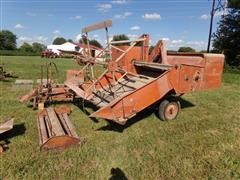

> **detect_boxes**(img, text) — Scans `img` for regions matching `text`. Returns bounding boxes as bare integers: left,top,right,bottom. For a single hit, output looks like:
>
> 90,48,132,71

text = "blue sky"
1,0,226,50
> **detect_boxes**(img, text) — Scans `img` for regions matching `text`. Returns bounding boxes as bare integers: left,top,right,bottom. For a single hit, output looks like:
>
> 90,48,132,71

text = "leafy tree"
79,36,88,44
178,47,196,53
167,50,178,53
112,34,130,46
32,42,46,52
52,37,66,45
149,45,154,54
79,37,102,48
89,39,102,48
228,0,240,8
19,42,33,52
0,30,17,50
67,39,73,43
212,9,240,67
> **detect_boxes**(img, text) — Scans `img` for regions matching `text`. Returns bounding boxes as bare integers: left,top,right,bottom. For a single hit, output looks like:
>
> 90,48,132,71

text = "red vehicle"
41,49,58,58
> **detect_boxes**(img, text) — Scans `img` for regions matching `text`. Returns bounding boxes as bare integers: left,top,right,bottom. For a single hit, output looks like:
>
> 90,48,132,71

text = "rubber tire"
158,98,180,121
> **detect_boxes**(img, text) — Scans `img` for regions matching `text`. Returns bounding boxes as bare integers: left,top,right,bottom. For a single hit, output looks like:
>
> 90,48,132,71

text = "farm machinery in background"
20,20,224,150
0,64,18,80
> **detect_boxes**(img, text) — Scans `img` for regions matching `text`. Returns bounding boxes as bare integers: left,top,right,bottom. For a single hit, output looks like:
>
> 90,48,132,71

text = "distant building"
47,42,104,58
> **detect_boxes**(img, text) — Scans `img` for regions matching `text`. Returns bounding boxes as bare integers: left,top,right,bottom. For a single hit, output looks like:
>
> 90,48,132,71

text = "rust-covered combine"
20,20,224,149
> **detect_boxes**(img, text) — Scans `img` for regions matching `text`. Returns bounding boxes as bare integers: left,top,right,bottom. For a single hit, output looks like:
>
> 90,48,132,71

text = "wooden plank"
58,114,72,136
82,19,112,33
62,113,79,139
44,116,53,138
37,116,48,145
65,82,85,97
46,107,65,136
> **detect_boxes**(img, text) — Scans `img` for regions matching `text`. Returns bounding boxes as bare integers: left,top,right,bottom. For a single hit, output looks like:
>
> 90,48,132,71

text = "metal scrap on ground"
0,118,14,154
37,106,80,150
0,65,18,80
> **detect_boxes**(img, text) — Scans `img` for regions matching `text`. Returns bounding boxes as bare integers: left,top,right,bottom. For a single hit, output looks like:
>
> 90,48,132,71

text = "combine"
20,20,224,149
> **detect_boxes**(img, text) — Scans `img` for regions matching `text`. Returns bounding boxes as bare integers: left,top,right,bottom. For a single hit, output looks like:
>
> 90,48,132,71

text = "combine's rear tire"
158,98,180,121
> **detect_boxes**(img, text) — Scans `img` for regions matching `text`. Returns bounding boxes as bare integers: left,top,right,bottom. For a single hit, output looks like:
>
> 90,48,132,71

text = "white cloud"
36,36,48,42
19,37,32,42
142,13,161,20
76,34,82,41
114,12,132,19
200,14,209,20
18,36,48,45
70,15,82,20
124,12,132,17
171,39,184,44
53,30,60,34
130,26,140,31
97,4,112,12
26,12,36,17
93,34,99,38
200,11,225,20
53,30,60,39
111,0,127,4
127,34,138,39
14,24,24,29
166,39,207,51
162,37,170,41
215,10,224,17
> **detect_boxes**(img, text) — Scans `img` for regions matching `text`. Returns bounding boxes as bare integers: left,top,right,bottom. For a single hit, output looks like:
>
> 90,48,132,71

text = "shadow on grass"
71,96,195,132
0,123,26,151
73,99,99,123
96,98,195,132
109,167,128,180
179,97,195,109
96,107,154,133
0,78,12,82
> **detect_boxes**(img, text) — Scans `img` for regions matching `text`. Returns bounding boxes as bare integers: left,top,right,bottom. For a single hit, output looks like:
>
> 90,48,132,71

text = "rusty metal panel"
90,71,173,124
37,106,80,151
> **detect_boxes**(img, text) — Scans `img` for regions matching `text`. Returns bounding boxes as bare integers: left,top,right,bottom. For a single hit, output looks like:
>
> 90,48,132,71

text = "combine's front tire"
158,98,180,121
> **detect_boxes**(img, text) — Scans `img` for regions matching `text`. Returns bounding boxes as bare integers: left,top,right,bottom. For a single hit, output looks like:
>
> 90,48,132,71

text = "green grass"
1,56,240,179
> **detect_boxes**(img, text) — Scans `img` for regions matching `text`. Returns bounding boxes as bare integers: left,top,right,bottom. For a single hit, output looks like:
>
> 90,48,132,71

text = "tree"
112,34,130,46
19,42,33,52
178,47,196,53
79,36,88,44
32,42,46,53
149,45,154,54
228,0,240,9
212,9,240,67
0,30,17,50
52,37,66,45
89,39,102,48
67,39,73,43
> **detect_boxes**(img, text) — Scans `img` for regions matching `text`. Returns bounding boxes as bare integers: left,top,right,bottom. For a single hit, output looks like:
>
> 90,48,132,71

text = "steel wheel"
158,98,180,121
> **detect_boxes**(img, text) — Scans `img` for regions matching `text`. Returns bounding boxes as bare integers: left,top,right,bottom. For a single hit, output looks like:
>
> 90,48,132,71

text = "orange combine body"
20,20,224,125
65,35,224,124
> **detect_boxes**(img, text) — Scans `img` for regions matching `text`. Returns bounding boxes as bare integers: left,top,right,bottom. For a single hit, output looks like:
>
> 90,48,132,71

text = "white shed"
47,42,78,55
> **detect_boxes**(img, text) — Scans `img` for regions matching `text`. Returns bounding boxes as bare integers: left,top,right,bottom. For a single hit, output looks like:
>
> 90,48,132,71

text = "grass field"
0,56,240,179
